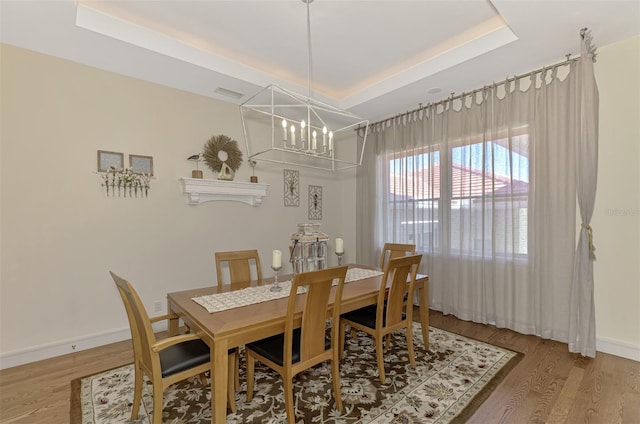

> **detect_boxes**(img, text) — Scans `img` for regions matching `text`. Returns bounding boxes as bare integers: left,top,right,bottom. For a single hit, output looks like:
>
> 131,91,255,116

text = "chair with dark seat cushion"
379,242,416,269
214,249,263,388
110,271,237,424
339,254,422,384
245,266,348,423
215,249,262,285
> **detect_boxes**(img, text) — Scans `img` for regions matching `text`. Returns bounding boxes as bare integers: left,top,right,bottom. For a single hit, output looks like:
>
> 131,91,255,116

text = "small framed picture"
130,154,154,175
308,185,322,220
97,150,124,172
284,169,300,207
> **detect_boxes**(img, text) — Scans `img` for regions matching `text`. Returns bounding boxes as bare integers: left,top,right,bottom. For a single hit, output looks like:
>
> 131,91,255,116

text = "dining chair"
379,242,416,269
344,242,417,342
339,254,423,384
215,249,262,285
245,265,349,423
110,271,237,423
214,249,263,388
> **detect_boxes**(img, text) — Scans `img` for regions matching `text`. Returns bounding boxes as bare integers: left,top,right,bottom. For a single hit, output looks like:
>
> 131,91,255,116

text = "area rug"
71,324,521,423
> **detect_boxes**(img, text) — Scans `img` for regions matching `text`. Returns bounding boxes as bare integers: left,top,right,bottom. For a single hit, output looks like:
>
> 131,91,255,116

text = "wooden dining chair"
245,265,348,423
379,242,416,269
110,271,237,423
215,249,262,285
214,249,263,388
339,254,423,384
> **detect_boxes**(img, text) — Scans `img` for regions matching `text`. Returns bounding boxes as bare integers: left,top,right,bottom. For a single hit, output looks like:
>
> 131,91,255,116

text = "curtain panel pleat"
357,58,598,354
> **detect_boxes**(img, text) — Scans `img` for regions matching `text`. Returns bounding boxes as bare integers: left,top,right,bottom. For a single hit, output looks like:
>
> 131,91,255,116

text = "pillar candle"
335,238,344,253
282,119,288,141
272,250,282,268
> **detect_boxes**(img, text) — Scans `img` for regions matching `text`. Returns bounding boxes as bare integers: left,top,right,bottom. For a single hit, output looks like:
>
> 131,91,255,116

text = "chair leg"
350,326,357,339
338,320,346,359
235,349,241,389
246,353,255,402
131,365,143,421
152,380,164,424
284,376,295,424
385,334,391,350
227,353,237,412
331,355,343,412
375,335,386,385
406,325,416,369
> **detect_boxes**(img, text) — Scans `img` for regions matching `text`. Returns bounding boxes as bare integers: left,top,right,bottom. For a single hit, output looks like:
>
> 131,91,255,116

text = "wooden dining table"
166,264,429,424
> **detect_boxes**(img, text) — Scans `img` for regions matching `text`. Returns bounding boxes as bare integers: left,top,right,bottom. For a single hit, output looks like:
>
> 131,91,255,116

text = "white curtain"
357,55,598,349
569,32,599,357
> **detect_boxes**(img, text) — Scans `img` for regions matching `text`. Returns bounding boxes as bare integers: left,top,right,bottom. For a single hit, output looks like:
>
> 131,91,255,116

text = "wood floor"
1,310,638,423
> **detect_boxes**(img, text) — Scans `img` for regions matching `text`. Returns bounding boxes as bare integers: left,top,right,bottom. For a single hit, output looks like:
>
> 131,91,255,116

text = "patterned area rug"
71,324,521,423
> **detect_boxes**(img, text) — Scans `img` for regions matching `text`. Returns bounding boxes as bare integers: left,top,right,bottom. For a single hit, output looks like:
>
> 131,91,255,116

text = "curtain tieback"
581,223,597,260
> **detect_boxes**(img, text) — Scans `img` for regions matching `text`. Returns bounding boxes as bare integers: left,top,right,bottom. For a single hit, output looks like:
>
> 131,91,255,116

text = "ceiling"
1,0,639,123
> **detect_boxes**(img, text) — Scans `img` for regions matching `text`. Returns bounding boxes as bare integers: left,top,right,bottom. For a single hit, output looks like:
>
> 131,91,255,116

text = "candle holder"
335,251,344,266
270,265,283,292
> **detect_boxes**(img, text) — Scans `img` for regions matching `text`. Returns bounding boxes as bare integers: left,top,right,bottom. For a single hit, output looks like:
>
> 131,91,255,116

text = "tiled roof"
390,163,528,200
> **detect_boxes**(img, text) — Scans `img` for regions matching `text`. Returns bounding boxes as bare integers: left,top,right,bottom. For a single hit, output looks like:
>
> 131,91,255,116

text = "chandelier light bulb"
282,119,288,141
300,120,306,141
322,126,327,146
291,124,296,146
312,130,317,150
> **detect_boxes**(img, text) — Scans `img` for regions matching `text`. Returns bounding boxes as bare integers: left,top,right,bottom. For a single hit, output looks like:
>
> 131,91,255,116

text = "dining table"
166,263,429,424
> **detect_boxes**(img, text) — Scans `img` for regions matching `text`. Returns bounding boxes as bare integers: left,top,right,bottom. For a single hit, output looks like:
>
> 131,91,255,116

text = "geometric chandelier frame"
240,0,369,172
240,84,369,172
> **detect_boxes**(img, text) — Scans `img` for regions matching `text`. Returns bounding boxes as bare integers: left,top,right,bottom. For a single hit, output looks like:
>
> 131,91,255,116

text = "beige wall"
0,44,356,366
1,34,638,366
592,35,640,358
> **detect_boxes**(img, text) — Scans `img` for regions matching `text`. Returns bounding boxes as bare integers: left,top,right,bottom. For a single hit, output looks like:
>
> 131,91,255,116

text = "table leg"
212,339,229,424
418,277,430,350
167,303,179,336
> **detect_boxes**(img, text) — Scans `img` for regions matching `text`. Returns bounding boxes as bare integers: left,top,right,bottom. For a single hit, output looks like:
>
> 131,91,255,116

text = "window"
388,135,529,257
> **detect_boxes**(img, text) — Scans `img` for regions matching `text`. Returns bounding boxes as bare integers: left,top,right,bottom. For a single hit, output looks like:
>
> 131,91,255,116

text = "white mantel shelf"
179,178,269,206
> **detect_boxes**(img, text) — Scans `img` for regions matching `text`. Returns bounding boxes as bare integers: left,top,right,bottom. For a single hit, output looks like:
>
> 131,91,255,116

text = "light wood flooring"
1,310,638,423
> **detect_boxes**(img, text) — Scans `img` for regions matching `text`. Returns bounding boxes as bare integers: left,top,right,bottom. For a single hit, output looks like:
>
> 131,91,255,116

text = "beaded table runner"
192,268,383,313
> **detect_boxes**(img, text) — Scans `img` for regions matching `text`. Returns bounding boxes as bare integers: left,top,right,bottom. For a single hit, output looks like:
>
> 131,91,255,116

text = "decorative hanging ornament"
203,134,243,181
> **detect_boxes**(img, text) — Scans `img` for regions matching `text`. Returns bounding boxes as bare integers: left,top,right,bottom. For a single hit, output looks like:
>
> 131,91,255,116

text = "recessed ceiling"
1,0,639,123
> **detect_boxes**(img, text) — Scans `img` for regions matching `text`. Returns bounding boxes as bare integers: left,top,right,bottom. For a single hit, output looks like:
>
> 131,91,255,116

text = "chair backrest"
379,243,416,269
285,266,348,364
110,271,158,374
215,250,262,285
377,254,422,329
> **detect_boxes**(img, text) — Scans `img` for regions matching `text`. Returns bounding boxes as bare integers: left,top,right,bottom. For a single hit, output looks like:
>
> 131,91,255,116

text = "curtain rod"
367,54,579,128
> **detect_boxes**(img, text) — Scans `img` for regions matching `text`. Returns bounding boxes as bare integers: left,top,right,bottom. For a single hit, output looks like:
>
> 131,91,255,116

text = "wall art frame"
130,154,154,175
284,169,300,207
308,185,322,220
97,150,124,172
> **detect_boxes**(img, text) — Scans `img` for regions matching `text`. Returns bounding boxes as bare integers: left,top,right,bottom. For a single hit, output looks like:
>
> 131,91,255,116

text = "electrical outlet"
154,300,162,313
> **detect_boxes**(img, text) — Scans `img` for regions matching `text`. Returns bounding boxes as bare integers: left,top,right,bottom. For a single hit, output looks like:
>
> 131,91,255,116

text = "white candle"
312,130,317,150
335,238,344,253
282,119,288,142
329,131,334,151
322,126,327,147
300,120,306,141
272,250,282,268
290,125,296,146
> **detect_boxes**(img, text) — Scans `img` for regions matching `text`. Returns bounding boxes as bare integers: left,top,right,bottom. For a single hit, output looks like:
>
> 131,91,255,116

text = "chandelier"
241,0,369,172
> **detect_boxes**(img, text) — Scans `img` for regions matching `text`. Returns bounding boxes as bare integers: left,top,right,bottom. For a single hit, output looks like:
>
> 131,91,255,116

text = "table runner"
192,268,383,313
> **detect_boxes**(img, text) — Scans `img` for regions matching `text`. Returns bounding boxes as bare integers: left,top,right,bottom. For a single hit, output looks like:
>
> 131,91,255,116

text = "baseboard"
2,320,637,370
0,321,168,370
596,336,640,361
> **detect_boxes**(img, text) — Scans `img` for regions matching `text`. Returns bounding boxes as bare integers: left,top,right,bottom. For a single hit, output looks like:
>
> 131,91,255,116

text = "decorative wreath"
202,134,243,173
